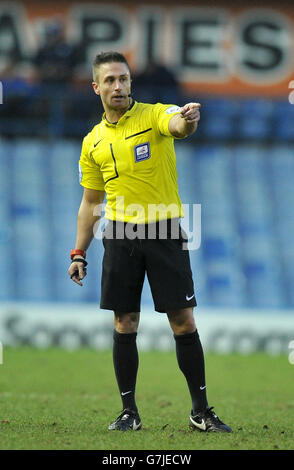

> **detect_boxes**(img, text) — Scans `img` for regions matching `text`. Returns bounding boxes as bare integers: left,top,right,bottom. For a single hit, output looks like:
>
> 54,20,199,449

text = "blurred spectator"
133,59,181,104
0,56,34,138
33,19,79,85
33,19,80,136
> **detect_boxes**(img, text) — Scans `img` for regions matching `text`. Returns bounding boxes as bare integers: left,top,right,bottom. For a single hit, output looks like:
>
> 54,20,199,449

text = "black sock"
113,330,139,412
174,330,208,413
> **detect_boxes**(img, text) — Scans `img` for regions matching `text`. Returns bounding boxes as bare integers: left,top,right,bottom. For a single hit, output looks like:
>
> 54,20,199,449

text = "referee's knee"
167,308,196,335
114,311,140,333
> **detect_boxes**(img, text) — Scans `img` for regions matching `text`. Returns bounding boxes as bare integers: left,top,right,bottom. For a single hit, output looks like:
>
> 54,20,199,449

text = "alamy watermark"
92,198,201,250
0,81,3,104
0,341,3,364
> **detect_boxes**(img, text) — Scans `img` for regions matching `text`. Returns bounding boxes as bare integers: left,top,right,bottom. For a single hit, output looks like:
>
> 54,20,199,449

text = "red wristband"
70,249,86,260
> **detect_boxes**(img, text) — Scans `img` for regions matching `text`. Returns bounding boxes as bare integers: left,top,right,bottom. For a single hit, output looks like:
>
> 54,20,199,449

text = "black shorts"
100,219,197,313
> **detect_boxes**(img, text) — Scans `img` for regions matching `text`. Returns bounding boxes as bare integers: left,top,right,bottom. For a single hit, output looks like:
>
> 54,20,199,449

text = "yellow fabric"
79,101,184,223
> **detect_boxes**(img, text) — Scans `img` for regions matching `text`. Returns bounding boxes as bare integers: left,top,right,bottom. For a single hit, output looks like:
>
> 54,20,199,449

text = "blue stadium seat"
244,261,285,308
272,101,294,140
10,140,52,300
201,98,238,139
176,143,201,201
205,262,247,307
237,99,273,139
202,237,232,260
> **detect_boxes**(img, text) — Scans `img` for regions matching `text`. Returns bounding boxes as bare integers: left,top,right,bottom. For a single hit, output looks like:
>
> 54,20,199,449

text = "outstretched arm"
168,102,201,138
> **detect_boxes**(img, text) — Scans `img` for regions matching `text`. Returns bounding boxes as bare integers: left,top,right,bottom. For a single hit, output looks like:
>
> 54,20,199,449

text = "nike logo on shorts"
186,294,195,301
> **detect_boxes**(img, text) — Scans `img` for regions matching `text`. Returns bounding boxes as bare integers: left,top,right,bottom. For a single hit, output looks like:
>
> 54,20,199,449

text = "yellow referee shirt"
79,101,184,224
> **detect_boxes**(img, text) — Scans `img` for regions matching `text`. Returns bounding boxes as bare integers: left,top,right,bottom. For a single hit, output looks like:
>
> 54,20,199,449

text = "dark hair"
92,51,131,81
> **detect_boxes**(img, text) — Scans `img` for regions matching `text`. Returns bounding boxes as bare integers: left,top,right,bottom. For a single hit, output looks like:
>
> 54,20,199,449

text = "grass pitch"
0,347,293,450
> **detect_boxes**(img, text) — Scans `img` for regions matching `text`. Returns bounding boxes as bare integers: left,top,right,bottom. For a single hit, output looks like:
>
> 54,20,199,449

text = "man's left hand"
180,103,201,123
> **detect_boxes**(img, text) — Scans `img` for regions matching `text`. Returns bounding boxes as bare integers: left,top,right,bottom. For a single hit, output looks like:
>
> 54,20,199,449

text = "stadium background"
0,0,294,356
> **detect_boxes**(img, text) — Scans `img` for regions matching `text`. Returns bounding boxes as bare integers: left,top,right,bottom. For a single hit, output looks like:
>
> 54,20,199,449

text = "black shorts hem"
100,303,141,313
154,300,197,313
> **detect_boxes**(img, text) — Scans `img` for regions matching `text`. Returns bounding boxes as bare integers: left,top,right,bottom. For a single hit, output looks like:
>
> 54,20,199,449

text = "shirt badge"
134,142,151,162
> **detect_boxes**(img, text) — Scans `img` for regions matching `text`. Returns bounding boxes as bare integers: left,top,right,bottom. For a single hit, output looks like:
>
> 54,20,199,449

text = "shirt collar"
102,100,137,127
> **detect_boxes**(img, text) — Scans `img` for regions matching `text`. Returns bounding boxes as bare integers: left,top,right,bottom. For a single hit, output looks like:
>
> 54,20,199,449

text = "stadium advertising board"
0,1,293,96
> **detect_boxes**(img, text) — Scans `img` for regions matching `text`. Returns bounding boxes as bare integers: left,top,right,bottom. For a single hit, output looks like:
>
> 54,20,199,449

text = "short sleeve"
152,103,181,137
79,135,105,191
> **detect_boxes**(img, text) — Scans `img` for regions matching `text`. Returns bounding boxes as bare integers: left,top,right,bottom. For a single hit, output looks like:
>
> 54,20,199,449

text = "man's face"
92,62,131,111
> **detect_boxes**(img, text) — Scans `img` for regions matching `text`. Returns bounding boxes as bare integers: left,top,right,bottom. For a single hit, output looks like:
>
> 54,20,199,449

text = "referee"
68,51,232,433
